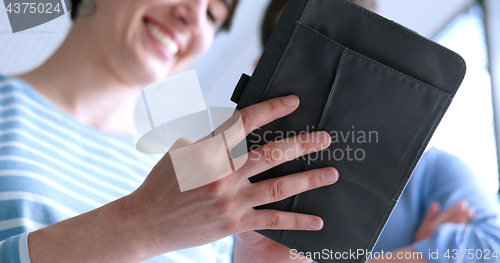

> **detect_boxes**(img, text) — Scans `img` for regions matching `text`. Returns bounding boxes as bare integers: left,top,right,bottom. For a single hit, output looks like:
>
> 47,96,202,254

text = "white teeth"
146,22,179,55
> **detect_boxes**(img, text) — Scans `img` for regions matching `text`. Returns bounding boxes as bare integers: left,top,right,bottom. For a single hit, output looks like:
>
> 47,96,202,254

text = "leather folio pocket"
245,23,452,257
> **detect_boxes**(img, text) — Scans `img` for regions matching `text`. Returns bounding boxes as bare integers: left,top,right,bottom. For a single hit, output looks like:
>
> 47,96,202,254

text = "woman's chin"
143,70,170,85
131,62,172,86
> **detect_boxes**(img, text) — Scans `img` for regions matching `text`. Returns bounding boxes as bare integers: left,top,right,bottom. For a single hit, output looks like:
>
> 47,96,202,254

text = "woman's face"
75,0,232,86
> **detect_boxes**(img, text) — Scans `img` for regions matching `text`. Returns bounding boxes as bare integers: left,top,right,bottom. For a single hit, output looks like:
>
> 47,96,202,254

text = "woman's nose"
171,0,208,33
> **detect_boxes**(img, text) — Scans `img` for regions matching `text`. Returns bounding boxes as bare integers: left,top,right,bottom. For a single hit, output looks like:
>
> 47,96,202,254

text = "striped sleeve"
0,75,232,262
0,232,31,263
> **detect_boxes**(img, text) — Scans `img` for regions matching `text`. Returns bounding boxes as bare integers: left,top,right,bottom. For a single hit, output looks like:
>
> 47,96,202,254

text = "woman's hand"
413,200,475,242
29,95,338,263
126,95,338,259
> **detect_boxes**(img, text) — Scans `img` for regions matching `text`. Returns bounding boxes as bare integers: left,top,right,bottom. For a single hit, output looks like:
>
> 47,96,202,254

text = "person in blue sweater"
0,0,343,262
250,0,500,262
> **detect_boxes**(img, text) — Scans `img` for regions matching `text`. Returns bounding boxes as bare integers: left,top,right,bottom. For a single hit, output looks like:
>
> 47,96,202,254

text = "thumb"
170,137,195,151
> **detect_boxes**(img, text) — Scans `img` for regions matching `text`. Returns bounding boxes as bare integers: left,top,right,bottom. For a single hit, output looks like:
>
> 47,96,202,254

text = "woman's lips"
144,18,180,58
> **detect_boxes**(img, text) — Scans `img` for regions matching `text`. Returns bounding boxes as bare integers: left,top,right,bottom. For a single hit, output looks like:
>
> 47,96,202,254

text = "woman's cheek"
192,27,215,55
185,34,212,64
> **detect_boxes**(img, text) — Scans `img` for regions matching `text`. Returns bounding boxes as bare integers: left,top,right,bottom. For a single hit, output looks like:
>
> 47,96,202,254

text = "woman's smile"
143,17,181,60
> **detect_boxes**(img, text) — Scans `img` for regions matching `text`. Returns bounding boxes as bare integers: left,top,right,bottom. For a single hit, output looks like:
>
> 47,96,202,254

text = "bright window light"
429,5,499,194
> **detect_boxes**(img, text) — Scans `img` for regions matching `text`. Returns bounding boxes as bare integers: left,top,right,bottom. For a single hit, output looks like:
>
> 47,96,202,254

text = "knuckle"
261,146,281,166
294,216,304,229
177,137,193,145
266,213,282,229
206,179,227,196
300,140,311,153
308,173,318,188
269,179,287,201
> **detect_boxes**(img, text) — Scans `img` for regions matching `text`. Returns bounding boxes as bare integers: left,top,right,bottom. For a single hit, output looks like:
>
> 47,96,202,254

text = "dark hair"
221,0,240,31
70,0,80,21
261,0,378,47
261,0,287,49
70,0,240,31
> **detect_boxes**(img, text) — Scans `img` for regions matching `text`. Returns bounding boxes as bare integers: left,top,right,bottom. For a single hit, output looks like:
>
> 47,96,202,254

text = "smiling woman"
0,0,344,263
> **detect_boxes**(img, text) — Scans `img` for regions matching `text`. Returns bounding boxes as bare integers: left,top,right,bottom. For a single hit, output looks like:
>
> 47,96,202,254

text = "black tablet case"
230,0,466,262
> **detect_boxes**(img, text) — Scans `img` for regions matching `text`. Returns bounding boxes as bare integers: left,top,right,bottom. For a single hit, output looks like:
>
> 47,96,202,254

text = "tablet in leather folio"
230,0,466,262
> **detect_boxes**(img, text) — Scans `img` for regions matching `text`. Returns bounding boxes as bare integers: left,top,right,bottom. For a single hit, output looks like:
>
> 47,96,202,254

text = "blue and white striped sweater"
0,75,233,263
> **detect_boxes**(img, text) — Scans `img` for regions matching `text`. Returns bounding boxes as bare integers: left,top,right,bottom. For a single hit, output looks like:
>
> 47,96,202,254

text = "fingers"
213,96,300,148
434,200,475,225
238,131,332,179
243,209,324,231
239,95,300,135
242,168,339,207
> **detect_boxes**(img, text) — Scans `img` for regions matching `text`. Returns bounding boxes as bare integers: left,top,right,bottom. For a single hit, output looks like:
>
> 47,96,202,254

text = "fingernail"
309,220,321,230
283,95,299,106
323,169,338,183
316,132,330,146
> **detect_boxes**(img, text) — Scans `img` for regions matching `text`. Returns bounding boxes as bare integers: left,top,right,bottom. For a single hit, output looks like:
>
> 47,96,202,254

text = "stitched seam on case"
317,48,348,130
298,0,313,24
309,159,397,202
334,0,466,93
345,49,452,98
279,193,300,243
360,100,452,261
277,164,398,262
299,24,452,98
395,97,451,203
266,0,459,248
299,23,346,50
341,176,397,202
